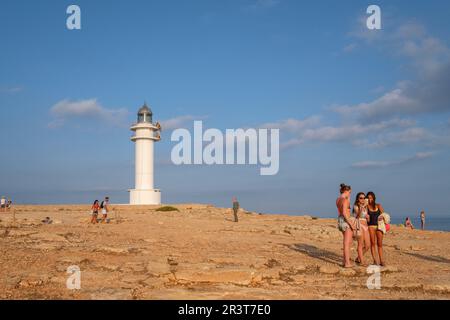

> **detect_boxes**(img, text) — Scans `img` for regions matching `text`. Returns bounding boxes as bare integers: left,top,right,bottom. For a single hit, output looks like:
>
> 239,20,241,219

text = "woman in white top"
353,192,370,265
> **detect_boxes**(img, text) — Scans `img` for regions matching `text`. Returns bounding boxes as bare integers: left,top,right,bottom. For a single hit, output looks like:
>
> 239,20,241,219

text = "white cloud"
360,127,433,148
334,61,450,120
351,151,434,169
370,86,385,94
261,116,320,133
160,115,206,131
250,19,450,166
351,160,391,169
253,0,280,8
49,98,129,128
245,0,281,11
342,43,358,53
333,86,420,119
0,86,23,94
339,21,450,121
394,22,426,39
348,15,385,44
394,23,450,76
278,118,416,149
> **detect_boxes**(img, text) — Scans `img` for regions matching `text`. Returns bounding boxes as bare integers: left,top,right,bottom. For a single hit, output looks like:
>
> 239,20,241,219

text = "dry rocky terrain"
0,204,449,299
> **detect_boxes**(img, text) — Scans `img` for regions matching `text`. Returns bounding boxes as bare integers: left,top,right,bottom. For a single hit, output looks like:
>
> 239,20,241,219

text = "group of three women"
336,183,387,268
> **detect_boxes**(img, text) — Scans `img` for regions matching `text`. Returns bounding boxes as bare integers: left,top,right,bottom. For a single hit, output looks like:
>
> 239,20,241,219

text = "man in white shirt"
101,197,110,223
0,196,6,212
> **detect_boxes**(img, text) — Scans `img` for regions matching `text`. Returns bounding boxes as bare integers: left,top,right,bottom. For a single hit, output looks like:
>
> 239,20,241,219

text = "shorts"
102,209,107,215
338,216,350,232
91,211,98,216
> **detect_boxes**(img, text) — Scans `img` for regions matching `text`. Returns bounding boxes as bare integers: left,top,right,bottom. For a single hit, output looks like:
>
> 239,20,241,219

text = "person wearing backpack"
101,197,110,223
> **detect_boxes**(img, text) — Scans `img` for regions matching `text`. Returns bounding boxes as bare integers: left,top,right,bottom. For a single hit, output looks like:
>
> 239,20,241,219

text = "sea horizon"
8,202,450,232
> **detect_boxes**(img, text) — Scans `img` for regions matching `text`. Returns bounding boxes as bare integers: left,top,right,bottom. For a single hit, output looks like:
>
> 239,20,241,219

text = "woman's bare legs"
363,229,371,254
369,227,379,265
376,231,385,266
343,228,354,267
356,235,365,265
360,221,371,254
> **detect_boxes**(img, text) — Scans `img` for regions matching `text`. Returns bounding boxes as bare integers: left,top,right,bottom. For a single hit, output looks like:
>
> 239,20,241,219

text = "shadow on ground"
404,252,450,264
286,243,342,265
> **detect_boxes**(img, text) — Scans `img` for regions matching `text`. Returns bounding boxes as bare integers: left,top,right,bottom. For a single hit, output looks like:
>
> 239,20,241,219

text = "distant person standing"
7,198,12,211
232,197,240,223
101,197,110,223
0,196,6,212
420,211,426,230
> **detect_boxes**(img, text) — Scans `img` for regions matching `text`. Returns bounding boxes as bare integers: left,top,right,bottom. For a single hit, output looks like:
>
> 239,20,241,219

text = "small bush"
155,206,179,212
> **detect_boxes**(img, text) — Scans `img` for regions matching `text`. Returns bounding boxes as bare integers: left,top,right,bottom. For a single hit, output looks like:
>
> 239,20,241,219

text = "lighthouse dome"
137,103,153,123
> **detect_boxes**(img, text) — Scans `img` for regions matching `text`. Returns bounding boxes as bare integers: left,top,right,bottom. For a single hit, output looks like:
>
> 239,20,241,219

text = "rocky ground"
0,204,449,300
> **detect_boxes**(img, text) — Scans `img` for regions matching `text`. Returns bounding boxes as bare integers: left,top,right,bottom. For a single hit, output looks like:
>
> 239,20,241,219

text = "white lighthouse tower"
129,103,162,205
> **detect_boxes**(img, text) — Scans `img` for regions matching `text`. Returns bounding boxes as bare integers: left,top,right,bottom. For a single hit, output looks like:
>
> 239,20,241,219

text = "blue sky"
1,0,450,218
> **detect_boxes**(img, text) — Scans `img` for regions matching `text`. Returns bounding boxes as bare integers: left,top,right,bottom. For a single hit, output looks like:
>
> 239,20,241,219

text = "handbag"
353,218,362,238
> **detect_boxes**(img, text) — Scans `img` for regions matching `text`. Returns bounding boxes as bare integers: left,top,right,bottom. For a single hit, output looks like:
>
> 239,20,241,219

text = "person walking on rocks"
100,197,110,223
7,198,12,211
0,196,6,212
232,197,240,223
91,200,100,224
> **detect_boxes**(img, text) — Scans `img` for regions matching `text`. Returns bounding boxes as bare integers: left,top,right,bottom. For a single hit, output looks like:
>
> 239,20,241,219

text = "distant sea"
319,215,450,232
389,216,450,232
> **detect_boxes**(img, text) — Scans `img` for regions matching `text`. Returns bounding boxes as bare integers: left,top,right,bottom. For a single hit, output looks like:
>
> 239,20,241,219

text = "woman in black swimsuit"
366,191,386,266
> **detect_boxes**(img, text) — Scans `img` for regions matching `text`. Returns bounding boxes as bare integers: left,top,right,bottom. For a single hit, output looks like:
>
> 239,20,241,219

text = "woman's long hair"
366,191,377,209
353,192,366,214
92,200,99,206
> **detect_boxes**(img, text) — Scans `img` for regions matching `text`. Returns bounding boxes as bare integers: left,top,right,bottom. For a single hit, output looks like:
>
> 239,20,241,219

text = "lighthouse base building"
129,103,162,205
129,189,161,205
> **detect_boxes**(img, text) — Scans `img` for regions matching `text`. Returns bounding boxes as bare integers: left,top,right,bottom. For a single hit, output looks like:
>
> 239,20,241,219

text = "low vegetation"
155,206,179,212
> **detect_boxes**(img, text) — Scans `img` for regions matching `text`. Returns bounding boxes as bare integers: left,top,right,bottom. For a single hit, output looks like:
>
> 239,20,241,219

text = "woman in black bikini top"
366,191,386,266
368,206,381,226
